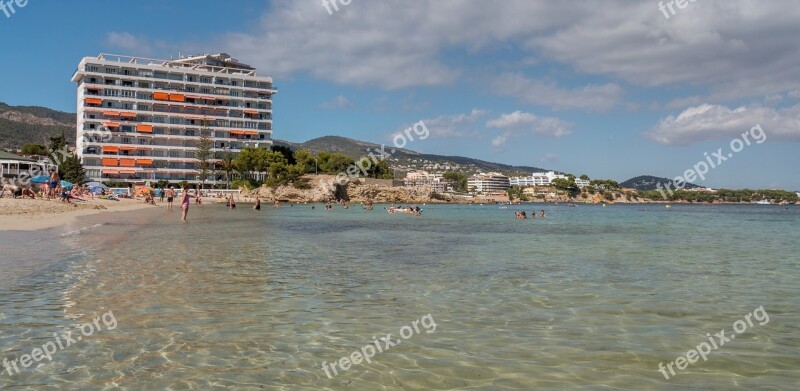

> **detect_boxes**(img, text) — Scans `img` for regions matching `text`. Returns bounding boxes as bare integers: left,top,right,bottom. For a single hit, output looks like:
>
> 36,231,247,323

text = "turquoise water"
0,203,798,390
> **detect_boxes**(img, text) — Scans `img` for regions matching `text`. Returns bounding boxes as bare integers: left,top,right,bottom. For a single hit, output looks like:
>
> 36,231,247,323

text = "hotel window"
187,75,196,82
86,65,99,72
201,88,212,94
185,86,195,93
199,76,212,84
138,70,153,78
104,68,118,74
170,117,183,125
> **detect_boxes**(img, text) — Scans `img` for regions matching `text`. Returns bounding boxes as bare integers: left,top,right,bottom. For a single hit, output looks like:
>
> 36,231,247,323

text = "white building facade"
468,172,510,194
72,53,276,185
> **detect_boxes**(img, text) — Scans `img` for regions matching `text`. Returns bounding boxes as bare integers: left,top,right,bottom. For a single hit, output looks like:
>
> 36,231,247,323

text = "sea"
0,203,798,390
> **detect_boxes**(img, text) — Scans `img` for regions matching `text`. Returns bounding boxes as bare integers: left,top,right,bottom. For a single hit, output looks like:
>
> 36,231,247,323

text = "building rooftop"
0,151,35,162
86,53,266,78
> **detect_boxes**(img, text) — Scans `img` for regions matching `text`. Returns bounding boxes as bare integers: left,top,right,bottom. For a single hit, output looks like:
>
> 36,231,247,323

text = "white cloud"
419,108,487,138
491,74,623,111
169,1,800,102
491,134,508,147
106,32,153,55
485,111,573,146
648,103,800,145
320,95,353,109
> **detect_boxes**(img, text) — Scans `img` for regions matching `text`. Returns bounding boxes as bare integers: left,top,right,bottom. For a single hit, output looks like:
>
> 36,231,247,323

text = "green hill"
620,175,702,190
275,135,551,175
0,102,75,150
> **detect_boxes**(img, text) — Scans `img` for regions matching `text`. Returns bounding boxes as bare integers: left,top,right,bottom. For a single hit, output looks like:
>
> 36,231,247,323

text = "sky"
1,0,799,189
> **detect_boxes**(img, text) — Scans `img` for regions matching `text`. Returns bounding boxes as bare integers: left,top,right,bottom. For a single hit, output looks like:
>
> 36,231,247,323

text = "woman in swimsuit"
181,184,191,222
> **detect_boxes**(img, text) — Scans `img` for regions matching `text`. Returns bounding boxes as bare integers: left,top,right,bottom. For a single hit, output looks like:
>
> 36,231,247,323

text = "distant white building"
575,179,591,188
509,171,567,187
404,170,446,192
468,172,510,194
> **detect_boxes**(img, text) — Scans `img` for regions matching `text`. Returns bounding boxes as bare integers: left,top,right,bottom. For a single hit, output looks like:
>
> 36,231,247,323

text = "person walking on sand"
166,186,175,210
181,185,191,222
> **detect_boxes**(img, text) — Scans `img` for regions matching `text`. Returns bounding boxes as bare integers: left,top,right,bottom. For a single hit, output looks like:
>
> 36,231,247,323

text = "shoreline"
0,198,160,232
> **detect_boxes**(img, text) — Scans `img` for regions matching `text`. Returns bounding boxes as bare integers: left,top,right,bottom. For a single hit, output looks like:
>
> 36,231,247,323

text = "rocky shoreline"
239,175,780,205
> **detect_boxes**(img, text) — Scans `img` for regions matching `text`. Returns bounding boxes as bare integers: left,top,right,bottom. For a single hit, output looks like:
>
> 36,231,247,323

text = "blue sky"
1,0,799,189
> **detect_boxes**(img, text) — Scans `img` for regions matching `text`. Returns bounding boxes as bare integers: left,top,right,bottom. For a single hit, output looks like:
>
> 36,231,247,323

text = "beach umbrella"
30,175,50,184
135,186,153,196
85,181,108,189
60,180,74,189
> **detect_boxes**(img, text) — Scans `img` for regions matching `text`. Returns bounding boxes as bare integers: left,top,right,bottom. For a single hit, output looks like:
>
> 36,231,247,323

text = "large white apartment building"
468,172,510,194
509,171,567,187
72,53,275,186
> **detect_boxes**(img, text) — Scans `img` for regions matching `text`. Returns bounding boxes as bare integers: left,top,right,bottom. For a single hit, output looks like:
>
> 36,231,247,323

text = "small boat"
756,200,770,205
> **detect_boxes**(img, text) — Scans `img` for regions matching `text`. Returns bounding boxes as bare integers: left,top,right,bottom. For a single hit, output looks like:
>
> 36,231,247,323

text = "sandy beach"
0,198,159,231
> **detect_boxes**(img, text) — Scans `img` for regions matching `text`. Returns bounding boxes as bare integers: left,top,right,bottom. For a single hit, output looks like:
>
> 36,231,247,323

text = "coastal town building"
72,53,275,185
575,178,591,188
509,171,567,187
403,170,447,193
468,172,510,194
0,151,58,184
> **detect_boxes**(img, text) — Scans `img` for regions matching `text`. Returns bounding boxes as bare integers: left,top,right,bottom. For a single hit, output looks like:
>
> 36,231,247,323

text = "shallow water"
0,203,798,390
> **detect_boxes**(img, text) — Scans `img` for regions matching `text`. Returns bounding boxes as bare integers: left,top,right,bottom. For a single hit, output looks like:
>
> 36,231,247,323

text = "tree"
195,121,213,189
272,145,296,165
443,171,468,192
293,149,317,174
319,152,354,174
552,178,580,197
218,150,237,189
48,131,68,155
59,153,86,184
21,143,48,156
579,174,590,180
361,157,393,179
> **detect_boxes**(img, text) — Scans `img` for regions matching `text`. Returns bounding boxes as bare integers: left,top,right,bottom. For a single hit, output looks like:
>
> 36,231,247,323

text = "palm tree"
219,150,237,189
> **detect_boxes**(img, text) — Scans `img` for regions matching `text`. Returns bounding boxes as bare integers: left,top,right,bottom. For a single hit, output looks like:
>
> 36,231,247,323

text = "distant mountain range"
0,101,707,187
620,175,702,190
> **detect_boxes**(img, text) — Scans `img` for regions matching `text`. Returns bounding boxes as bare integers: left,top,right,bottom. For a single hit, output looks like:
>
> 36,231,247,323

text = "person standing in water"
167,187,175,210
181,185,191,223
254,198,261,210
